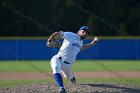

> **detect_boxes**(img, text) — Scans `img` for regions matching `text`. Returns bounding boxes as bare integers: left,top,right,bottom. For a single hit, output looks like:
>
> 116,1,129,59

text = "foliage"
0,0,140,36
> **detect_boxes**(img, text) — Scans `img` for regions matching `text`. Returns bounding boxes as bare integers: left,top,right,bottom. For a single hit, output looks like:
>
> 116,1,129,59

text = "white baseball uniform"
50,31,83,80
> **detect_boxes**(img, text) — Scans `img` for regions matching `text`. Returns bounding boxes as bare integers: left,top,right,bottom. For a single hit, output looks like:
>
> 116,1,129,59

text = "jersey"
56,32,83,63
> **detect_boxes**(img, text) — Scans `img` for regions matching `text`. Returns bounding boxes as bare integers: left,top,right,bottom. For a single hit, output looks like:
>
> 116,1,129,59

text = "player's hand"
91,37,99,45
94,37,99,42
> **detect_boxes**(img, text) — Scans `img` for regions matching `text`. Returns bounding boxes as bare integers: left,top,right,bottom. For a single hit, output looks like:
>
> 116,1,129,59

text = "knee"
63,74,72,80
50,58,61,74
52,66,61,74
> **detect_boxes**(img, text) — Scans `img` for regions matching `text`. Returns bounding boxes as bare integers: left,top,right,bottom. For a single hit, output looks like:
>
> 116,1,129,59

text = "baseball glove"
47,40,61,48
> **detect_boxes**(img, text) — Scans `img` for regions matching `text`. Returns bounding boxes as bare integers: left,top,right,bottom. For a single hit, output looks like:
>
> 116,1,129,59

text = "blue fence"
0,39,140,60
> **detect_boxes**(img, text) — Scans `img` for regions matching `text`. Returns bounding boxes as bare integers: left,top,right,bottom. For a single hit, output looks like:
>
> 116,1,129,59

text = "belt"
58,57,70,64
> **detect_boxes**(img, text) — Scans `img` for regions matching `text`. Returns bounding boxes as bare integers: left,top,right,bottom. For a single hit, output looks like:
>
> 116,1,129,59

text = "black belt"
58,57,70,64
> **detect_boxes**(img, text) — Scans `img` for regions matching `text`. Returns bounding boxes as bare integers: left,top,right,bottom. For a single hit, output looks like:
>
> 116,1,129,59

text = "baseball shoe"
58,88,67,93
70,77,76,84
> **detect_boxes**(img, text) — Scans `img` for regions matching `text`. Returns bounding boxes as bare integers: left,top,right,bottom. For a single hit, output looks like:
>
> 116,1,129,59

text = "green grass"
74,60,140,72
0,80,54,88
0,60,140,72
0,60,52,72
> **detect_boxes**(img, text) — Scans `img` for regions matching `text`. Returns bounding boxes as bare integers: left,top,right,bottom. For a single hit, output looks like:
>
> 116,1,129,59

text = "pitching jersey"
56,31,83,63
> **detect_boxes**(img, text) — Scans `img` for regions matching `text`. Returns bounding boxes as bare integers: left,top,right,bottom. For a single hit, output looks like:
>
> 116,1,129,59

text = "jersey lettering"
72,43,81,49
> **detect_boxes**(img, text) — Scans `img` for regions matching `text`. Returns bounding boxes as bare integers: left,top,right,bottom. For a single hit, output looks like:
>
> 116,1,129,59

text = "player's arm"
80,37,99,51
47,32,62,47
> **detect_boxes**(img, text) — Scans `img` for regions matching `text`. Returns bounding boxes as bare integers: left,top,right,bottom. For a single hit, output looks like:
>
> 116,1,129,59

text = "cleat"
70,77,76,84
58,88,67,93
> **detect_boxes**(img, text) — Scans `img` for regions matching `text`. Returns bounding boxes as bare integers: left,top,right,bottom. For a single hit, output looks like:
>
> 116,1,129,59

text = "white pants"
50,55,74,80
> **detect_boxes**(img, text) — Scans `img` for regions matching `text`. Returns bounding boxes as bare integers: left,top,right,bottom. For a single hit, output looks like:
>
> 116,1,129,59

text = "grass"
0,60,140,72
74,60,140,72
0,60,52,72
0,80,54,88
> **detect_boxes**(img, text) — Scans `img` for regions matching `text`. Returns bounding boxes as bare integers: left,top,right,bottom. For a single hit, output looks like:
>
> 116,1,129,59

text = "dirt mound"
0,83,139,93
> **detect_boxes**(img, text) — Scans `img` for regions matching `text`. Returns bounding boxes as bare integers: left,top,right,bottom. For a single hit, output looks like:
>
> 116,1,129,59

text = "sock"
53,73,64,89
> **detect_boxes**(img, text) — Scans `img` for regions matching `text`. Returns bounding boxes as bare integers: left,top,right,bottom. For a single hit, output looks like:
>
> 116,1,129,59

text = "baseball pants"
50,55,74,80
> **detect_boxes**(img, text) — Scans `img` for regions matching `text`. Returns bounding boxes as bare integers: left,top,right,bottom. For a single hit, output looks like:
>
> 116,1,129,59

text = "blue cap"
79,26,89,33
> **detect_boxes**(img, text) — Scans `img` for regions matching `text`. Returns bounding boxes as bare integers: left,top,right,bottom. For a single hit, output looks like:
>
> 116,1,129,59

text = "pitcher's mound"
0,82,140,93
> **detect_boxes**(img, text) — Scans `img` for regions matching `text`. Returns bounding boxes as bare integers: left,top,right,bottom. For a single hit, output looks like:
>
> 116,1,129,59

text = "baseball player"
47,26,99,93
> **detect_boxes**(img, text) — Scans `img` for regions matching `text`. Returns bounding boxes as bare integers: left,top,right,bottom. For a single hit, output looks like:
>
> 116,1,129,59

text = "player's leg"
61,64,76,84
70,74,76,84
50,56,66,91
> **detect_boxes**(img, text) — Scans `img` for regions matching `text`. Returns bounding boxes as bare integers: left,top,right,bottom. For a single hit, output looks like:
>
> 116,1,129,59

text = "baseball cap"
79,26,89,33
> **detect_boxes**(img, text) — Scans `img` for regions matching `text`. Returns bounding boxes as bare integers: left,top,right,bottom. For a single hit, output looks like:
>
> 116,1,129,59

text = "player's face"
78,30,89,40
